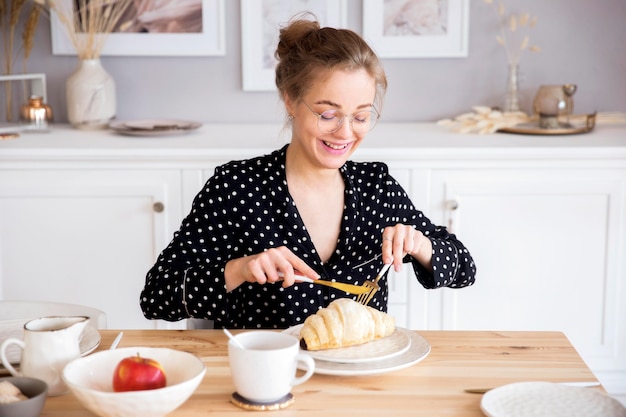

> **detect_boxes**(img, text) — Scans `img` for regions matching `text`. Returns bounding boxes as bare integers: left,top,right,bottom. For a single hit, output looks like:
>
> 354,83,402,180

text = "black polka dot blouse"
140,145,476,329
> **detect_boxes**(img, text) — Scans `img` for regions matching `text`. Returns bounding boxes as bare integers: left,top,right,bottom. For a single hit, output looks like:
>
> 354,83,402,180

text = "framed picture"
50,0,226,56
363,0,469,58
241,0,347,91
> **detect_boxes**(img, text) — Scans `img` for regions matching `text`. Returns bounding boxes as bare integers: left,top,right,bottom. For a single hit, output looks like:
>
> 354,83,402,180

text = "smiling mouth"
323,141,349,150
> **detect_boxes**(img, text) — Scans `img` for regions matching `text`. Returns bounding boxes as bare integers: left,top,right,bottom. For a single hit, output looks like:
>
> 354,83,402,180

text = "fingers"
238,247,318,289
382,225,426,272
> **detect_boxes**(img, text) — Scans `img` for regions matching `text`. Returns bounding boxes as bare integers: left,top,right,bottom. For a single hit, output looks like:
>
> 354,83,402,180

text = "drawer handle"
153,202,165,213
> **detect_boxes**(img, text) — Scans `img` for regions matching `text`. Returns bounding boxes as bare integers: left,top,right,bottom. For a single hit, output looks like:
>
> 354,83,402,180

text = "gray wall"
19,0,626,124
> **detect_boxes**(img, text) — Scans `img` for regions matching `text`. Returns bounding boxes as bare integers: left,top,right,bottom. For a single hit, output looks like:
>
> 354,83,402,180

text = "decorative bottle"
503,64,521,112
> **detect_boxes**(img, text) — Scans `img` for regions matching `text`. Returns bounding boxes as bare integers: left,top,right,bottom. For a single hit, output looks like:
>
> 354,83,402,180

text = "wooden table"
41,330,601,417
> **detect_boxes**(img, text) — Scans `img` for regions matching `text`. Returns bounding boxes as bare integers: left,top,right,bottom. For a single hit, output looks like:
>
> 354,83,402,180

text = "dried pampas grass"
35,0,133,59
483,0,541,65
1,0,43,121
22,5,41,60
437,106,530,134
1,0,39,73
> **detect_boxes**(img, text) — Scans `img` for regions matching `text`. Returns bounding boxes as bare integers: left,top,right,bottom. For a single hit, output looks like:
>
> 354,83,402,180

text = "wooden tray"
499,113,596,135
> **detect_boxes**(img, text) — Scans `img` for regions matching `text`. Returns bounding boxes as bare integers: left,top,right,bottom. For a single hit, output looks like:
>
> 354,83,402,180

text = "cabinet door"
426,168,625,372
0,170,183,329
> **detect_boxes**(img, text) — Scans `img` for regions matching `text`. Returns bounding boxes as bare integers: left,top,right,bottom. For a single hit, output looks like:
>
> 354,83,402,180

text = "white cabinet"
0,169,183,329
419,167,626,381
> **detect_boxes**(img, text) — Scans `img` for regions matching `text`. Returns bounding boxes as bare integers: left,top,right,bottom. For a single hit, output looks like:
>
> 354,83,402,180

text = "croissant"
0,381,27,404
299,298,395,351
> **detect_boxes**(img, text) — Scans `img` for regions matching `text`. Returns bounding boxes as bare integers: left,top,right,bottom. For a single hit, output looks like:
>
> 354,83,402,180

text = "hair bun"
275,16,320,60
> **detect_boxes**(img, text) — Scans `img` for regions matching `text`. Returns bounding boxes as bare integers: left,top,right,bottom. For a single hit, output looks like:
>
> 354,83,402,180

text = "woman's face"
286,68,377,171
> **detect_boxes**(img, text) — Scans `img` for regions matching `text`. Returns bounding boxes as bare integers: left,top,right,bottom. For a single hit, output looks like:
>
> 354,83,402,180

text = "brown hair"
275,15,387,113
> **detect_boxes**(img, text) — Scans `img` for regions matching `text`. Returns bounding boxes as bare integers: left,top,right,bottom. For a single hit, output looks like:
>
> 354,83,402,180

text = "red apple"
112,353,167,392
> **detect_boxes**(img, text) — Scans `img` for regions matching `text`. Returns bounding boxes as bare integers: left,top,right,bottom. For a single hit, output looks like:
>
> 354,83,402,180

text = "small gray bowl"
0,376,48,417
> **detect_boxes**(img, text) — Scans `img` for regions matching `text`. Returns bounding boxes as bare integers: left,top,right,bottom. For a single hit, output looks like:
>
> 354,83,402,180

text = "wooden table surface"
40,329,601,417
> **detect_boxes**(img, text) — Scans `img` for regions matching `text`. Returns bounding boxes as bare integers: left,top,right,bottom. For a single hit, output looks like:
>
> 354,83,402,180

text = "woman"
140,17,476,328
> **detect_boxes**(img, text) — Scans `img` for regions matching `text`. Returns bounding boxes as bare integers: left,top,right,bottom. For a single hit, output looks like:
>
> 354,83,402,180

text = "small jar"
20,95,53,132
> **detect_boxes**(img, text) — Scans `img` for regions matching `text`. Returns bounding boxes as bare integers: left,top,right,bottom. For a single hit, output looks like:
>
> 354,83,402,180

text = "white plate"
284,324,412,363
109,119,202,136
286,327,430,376
481,382,626,417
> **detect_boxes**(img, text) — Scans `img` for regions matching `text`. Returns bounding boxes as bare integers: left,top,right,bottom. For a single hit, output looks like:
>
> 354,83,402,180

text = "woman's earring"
288,114,294,120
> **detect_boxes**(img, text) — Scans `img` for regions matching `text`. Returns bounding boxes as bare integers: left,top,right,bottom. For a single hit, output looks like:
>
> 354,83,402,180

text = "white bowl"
62,347,206,417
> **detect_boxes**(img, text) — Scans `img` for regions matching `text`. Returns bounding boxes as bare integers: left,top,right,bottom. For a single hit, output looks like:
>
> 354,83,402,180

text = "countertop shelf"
1,123,625,163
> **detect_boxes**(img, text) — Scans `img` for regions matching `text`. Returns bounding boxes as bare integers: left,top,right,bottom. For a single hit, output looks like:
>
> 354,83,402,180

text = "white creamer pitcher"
0,316,88,396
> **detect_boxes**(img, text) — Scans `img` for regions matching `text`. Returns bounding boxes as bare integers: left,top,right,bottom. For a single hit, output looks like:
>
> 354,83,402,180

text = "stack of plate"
481,381,626,417
109,119,202,137
282,325,430,376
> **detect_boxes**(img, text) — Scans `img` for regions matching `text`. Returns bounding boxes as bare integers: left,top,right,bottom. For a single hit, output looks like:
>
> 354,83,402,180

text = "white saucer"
481,381,626,417
79,326,101,357
284,324,411,364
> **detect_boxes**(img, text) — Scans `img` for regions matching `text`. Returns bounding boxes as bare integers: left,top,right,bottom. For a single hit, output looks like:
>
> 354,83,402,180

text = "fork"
356,263,392,305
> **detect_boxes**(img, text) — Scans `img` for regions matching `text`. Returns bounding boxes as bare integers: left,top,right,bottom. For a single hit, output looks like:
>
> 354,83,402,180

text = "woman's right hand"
224,247,320,292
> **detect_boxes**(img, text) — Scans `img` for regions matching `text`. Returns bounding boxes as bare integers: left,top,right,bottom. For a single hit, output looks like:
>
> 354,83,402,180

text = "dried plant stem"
22,5,41,64
1,0,34,121
485,0,540,65
42,0,134,60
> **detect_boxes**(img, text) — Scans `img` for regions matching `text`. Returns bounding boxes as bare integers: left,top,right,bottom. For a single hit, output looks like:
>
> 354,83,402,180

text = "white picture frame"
362,0,469,58
50,0,226,56
241,0,347,92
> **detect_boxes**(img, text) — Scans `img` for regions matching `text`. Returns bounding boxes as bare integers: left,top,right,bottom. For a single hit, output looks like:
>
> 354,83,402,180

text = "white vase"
66,59,116,129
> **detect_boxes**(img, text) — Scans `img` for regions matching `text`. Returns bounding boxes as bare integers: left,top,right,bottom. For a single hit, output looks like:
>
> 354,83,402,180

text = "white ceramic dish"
284,324,412,364
0,321,100,364
286,327,430,376
0,300,104,366
63,347,206,417
109,119,202,137
481,381,626,417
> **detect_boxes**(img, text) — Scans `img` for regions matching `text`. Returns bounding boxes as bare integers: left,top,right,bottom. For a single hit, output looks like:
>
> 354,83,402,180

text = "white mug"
227,331,315,403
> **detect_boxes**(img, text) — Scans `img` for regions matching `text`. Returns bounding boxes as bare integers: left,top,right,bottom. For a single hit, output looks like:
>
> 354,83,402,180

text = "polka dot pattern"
140,146,476,328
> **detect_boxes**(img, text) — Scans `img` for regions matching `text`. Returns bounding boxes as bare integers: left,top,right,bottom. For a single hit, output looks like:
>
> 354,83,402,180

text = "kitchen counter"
0,123,625,165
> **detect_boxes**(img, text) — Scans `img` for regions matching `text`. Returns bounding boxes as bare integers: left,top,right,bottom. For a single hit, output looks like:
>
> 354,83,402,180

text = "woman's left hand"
381,224,433,272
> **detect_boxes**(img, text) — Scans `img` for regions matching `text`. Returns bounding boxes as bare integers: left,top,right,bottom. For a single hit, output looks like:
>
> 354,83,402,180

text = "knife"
296,276,370,294
276,272,370,294
287,274,370,294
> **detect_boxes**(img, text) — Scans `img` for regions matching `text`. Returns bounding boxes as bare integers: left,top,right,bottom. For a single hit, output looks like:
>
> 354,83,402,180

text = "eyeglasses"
303,101,380,134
